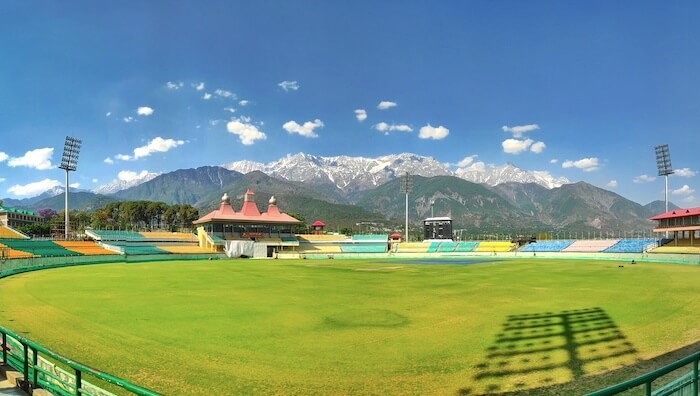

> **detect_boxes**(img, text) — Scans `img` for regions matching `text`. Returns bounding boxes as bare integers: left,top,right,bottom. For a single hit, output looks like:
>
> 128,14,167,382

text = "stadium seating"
0,225,28,239
156,245,216,254
454,242,477,252
395,243,431,253
604,239,657,253
297,234,349,242
0,239,82,257
650,245,700,254
298,244,342,254
54,241,118,255
475,241,515,252
139,231,197,241
340,244,387,253
88,230,146,242
351,234,389,241
520,240,574,252
0,242,34,259
562,239,619,252
105,242,168,255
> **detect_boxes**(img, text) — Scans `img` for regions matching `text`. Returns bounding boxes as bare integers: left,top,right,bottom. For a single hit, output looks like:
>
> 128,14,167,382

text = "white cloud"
224,107,236,114
116,137,185,161
550,159,559,164
118,170,151,182
562,157,600,172
202,93,212,100
104,157,114,164
634,174,656,183
215,89,235,99
194,82,205,91
69,182,80,188
8,148,55,170
210,119,223,126
278,81,300,91
283,119,324,138
0,178,5,183
374,122,413,134
419,124,449,140
92,178,98,183
0,152,8,162
238,100,250,106
674,168,696,178
530,141,546,154
682,196,696,204
226,118,267,145
606,180,618,189
502,124,540,138
354,109,367,122
672,185,695,196
105,112,112,117
165,81,184,90
377,101,397,110
502,138,534,154
123,116,135,123
137,106,154,116
7,178,61,197
456,155,478,168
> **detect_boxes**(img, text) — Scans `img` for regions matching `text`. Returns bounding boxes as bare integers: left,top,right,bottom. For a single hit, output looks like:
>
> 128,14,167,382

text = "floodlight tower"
59,136,81,239
400,172,413,242
654,144,674,213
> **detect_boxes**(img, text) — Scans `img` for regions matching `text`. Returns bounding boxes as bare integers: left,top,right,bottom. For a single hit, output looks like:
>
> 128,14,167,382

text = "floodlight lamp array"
654,144,673,176
400,172,413,194
59,136,82,171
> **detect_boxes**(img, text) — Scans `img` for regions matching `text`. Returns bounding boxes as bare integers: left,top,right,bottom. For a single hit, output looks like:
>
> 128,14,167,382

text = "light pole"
430,200,434,218
400,173,413,242
58,136,81,239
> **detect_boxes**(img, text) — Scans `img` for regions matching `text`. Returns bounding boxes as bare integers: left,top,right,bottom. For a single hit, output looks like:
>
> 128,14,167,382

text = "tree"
37,208,59,220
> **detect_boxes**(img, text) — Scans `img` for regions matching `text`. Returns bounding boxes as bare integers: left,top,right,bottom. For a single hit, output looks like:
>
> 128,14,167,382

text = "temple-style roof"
650,207,700,221
311,220,326,227
193,190,301,225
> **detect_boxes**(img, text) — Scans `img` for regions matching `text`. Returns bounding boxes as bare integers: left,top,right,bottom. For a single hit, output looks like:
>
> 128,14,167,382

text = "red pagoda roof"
650,207,700,221
311,220,326,227
193,190,301,225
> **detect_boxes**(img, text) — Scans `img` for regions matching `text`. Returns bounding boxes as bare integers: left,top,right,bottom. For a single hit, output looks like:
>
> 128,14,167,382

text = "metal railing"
587,350,700,396
1,324,160,396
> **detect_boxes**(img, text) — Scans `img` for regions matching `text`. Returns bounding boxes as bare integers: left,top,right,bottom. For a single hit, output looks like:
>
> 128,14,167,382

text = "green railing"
1,324,160,396
587,350,700,396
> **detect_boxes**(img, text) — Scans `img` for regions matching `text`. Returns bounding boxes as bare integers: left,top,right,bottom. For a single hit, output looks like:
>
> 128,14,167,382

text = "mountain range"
1,152,675,233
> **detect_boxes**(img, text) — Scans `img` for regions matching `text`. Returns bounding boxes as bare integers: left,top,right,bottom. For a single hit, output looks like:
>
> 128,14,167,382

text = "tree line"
17,201,199,237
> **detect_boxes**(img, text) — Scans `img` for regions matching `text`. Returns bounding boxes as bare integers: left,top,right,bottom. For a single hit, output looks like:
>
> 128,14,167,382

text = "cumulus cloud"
502,138,534,154
283,119,324,138
137,106,154,116
418,124,449,140
227,118,267,145
0,152,8,162
672,185,695,196
224,107,236,114
215,89,235,99
456,155,478,168
674,168,696,178
165,81,184,90
278,81,299,91
238,100,250,106
682,196,696,204
562,157,599,172
92,178,98,183
194,82,205,91
634,174,656,183
118,170,151,182
104,157,114,164
202,93,212,100
354,109,367,122
550,159,559,164
105,112,112,117
69,182,80,188
0,178,5,183
116,137,185,161
8,148,54,170
607,180,618,189
377,101,397,110
530,141,546,153
374,122,413,134
502,124,540,138
7,178,61,197
123,116,135,123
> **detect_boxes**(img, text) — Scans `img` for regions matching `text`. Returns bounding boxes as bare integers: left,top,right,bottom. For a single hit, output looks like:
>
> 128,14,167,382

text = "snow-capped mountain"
224,152,569,192
92,172,160,195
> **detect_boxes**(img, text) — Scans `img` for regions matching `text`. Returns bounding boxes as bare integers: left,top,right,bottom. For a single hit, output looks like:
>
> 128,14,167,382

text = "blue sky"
1,1,698,207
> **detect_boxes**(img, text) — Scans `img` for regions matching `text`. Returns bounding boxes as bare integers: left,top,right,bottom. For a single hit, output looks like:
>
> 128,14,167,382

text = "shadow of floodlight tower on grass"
465,307,639,395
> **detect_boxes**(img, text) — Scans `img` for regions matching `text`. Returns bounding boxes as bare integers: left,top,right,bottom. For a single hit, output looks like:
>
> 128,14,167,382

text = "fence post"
75,368,82,396
693,360,698,396
22,342,29,392
2,332,6,364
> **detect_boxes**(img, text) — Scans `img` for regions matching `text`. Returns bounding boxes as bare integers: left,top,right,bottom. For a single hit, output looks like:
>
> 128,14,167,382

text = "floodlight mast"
400,173,413,242
58,136,81,239
654,144,673,238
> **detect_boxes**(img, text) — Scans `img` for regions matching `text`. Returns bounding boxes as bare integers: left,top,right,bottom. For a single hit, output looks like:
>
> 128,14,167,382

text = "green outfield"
0,258,698,395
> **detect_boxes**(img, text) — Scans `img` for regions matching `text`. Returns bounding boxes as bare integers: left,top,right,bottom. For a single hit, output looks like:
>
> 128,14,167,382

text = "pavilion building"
193,189,301,257
650,207,700,249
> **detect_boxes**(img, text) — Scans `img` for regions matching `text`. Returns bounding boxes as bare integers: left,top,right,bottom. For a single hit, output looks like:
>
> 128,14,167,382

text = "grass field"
0,258,698,395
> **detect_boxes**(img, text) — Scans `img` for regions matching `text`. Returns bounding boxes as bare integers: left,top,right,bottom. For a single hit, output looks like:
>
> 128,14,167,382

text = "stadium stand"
0,225,28,239
54,241,118,255
651,245,700,254
475,241,516,252
103,242,168,255
0,242,34,258
0,240,82,257
86,230,146,242
520,240,574,252
340,244,387,253
297,234,349,242
139,231,197,241
299,244,342,254
351,234,389,241
604,239,657,253
395,242,431,253
156,245,217,254
562,239,619,252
